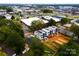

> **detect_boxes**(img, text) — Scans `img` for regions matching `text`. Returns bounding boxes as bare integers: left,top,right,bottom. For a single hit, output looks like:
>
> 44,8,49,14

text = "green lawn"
0,52,7,56
74,16,79,18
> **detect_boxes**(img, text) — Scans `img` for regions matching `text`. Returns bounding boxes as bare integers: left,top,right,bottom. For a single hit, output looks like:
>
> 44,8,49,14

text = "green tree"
0,6,7,9
0,19,25,55
5,32,25,55
30,20,45,31
11,15,15,20
57,39,79,56
70,24,79,41
46,19,56,27
0,16,6,19
0,26,10,43
25,37,44,56
41,9,53,13
60,18,69,25
6,7,13,13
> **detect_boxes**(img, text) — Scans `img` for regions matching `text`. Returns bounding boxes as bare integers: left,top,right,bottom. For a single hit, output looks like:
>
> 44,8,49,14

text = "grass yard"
0,52,7,56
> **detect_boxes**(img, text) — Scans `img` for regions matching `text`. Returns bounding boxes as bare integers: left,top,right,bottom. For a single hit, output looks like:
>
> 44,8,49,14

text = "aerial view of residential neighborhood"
0,4,79,56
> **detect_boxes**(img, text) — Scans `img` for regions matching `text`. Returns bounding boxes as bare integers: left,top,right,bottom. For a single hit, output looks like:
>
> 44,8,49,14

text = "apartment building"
34,26,57,40
34,30,47,40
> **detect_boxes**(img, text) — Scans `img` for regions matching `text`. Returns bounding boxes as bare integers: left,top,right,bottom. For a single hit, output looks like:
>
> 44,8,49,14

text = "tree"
70,24,79,42
0,6,13,13
57,38,79,56
30,20,45,31
25,37,44,56
0,19,25,55
41,9,53,13
0,26,25,55
0,26,10,43
60,18,69,25
5,32,25,55
6,7,13,13
0,16,6,19
11,15,15,20
46,19,56,27
0,6,7,9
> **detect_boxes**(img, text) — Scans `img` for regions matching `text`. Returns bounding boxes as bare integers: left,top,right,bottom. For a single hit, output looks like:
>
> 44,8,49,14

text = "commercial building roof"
42,16,53,20
52,17,61,22
71,19,79,26
4,14,12,19
42,16,61,22
21,17,48,26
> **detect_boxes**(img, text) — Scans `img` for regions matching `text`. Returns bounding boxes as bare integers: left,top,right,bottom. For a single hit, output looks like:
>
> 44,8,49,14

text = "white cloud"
0,0,79,4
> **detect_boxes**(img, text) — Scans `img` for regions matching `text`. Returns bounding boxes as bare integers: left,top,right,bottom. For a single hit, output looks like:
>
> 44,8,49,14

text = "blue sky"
0,0,79,4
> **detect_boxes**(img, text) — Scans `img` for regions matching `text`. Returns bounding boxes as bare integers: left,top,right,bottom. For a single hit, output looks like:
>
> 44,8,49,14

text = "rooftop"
52,17,61,22
71,19,79,26
4,14,12,19
42,16,61,22
21,17,48,26
76,20,79,23
0,9,6,12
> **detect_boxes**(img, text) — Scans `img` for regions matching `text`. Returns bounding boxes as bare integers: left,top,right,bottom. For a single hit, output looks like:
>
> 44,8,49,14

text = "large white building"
21,17,48,26
34,26,57,40
41,16,61,22
4,14,12,19
0,10,6,15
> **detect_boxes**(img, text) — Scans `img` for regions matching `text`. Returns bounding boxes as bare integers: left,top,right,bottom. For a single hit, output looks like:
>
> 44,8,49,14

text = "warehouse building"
21,17,48,26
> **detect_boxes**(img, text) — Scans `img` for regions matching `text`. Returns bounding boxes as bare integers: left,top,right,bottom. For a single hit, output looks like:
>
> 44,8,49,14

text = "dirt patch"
41,33,70,51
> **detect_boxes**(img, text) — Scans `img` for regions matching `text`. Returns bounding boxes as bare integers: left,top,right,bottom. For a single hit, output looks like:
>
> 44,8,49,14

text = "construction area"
41,33,70,52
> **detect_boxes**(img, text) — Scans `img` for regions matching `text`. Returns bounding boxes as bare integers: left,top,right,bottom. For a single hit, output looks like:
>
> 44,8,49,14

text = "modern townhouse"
34,30,47,40
34,26,57,40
